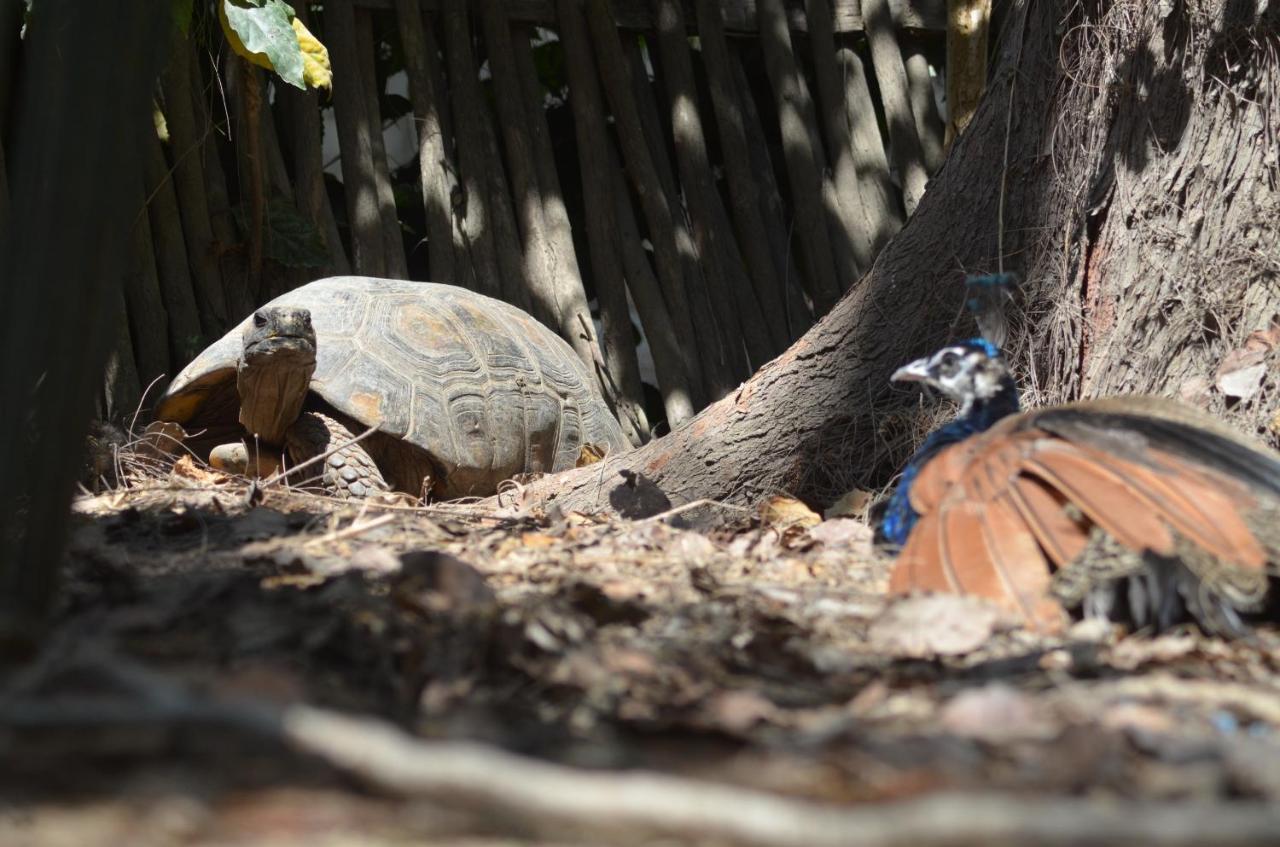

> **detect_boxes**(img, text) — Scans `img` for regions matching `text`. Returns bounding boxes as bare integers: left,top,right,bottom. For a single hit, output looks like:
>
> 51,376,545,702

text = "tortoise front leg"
285,412,390,498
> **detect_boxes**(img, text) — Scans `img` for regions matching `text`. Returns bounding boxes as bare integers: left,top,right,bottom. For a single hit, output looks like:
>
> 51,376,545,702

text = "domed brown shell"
156,277,627,494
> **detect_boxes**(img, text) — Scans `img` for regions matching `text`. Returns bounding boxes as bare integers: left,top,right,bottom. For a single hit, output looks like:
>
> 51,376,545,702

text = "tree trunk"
520,0,1280,515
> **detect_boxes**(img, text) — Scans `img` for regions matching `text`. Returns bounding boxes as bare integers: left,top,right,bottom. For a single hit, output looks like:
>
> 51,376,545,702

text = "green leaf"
223,0,305,90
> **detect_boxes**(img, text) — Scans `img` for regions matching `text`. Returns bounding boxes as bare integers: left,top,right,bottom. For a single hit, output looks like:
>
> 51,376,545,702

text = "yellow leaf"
293,17,332,93
218,2,332,93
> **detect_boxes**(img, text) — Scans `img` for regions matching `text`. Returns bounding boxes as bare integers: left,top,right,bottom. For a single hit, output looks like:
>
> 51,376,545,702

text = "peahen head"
890,338,1016,419
879,339,1019,547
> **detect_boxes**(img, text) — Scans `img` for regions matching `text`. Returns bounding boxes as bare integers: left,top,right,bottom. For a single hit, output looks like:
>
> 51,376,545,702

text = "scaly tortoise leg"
284,411,390,499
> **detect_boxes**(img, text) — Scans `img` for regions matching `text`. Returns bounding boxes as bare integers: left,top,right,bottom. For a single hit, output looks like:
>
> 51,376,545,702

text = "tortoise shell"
155,277,628,495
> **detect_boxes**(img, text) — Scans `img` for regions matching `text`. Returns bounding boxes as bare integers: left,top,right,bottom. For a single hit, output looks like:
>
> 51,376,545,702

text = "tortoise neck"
236,351,315,445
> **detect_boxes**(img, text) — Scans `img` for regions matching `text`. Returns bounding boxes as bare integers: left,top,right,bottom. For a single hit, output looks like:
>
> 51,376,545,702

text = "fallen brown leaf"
869,594,1007,658
824,488,874,520
759,495,821,530
171,454,228,484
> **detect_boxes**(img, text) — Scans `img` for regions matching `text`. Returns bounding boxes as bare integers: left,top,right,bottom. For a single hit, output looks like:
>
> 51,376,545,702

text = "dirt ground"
4,462,1280,846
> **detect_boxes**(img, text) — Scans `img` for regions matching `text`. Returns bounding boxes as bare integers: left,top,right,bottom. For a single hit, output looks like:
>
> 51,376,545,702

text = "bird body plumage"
883,341,1280,634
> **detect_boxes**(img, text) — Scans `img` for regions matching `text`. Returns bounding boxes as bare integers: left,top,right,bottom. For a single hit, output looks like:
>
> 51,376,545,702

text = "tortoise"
154,277,628,499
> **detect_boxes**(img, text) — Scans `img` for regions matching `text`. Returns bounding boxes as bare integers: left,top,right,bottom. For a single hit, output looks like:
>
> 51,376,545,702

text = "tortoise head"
236,306,318,445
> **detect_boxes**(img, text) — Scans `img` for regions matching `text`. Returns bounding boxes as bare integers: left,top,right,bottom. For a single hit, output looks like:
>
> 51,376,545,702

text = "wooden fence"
56,0,950,442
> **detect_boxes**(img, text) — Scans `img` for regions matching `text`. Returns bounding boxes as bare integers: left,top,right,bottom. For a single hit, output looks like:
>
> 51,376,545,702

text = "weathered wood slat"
159,31,231,335
355,7,410,278
441,0,515,302
864,0,929,214
587,2,711,404
482,0,617,414
395,0,457,285
142,130,204,365
104,288,143,422
189,53,254,321
124,173,172,388
903,37,945,172
805,0,874,280
355,0,945,32
621,37,732,399
652,0,773,373
555,0,652,442
731,54,813,338
609,146,697,427
327,0,390,277
284,2,351,278
695,0,792,350
757,0,842,313
835,45,903,258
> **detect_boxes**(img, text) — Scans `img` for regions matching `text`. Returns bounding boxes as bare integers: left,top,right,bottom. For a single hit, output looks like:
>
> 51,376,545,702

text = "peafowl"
882,279,1280,634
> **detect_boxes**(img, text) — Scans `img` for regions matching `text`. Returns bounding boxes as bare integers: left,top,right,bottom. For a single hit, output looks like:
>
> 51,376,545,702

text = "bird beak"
891,358,932,383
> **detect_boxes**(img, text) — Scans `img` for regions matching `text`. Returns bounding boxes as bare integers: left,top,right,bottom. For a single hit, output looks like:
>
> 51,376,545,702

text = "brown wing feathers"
892,416,1274,631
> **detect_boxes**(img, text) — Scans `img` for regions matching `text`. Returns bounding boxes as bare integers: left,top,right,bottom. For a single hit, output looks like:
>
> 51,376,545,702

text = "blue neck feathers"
880,368,1020,546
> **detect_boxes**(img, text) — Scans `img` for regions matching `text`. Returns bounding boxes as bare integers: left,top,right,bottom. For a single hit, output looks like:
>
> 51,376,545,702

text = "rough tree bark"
520,0,1280,515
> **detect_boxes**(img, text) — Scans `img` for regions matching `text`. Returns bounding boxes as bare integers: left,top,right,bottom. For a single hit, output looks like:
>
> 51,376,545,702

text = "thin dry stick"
259,423,381,489
304,512,396,546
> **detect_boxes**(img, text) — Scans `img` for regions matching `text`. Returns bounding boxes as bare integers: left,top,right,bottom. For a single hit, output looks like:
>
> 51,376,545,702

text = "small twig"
259,424,381,489
634,498,751,525
304,513,396,546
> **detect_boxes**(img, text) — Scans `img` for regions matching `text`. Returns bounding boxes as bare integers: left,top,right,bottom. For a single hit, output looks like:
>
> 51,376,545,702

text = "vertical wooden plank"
189,51,255,320
395,0,457,284
160,31,231,335
622,37,735,393
756,0,842,313
231,59,267,297
608,149,696,426
585,0,721,402
327,0,389,276
355,8,409,278
104,288,143,423
731,55,814,338
554,1,651,442
143,129,205,365
481,0,605,371
283,2,351,276
442,0,528,307
903,38,945,173
804,0,877,278
124,175,172,390
835,45,903,255
651,0,774,372
864,0,929,214
694,0,791,350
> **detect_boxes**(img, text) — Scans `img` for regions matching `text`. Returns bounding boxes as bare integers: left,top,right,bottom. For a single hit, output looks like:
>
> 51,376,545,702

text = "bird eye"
937,351,960,375
252,311,268,328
